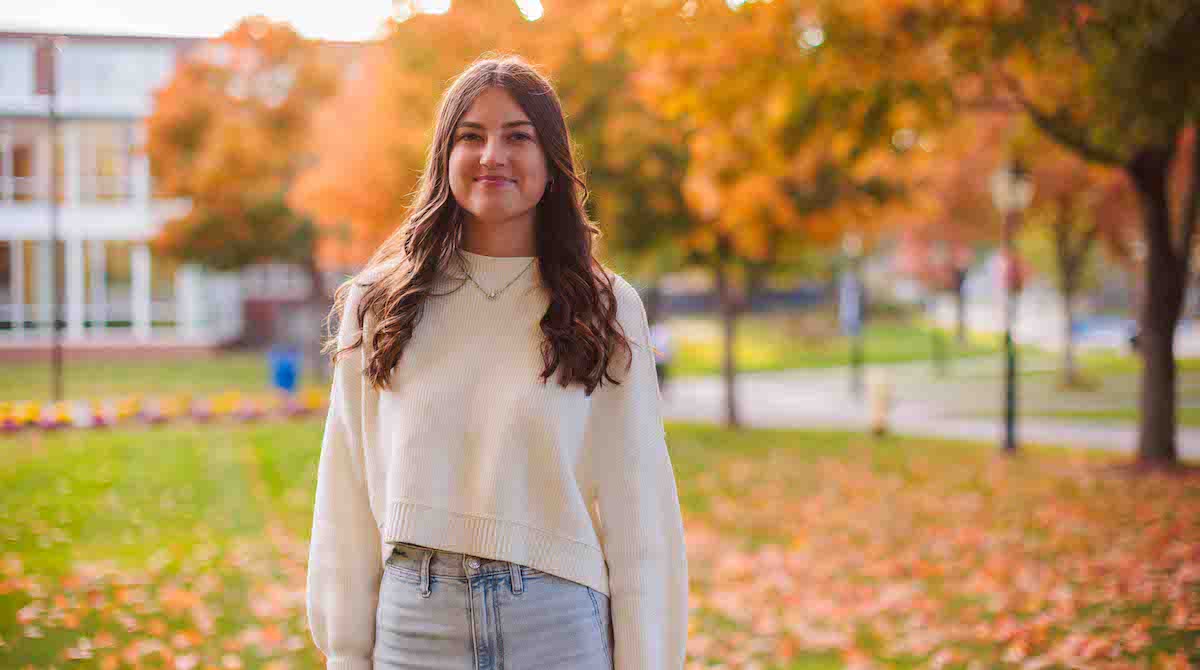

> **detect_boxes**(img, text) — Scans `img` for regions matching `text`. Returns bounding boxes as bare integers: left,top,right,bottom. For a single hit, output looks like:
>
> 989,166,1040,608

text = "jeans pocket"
521,564,547,577
380,547,428,598
383,544,429,577
381,561,423,588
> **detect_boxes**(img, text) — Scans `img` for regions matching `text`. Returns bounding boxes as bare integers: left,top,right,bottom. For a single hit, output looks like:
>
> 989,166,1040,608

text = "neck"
461,213,536,257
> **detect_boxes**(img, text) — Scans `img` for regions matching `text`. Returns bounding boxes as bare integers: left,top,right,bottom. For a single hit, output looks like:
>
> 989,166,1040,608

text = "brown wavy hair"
321,53,634,396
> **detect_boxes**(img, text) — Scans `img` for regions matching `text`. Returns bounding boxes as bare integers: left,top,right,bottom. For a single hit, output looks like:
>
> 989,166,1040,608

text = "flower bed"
0,387,328,434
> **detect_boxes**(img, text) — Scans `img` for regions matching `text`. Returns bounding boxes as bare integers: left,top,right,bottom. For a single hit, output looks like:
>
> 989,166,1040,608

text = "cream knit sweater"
306,249,689,670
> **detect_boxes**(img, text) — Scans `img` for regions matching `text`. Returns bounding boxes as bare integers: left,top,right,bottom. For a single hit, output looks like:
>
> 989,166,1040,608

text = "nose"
479,135,506,167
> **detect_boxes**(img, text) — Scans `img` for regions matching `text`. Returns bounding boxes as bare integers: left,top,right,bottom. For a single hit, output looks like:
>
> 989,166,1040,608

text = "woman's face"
448,86,550,228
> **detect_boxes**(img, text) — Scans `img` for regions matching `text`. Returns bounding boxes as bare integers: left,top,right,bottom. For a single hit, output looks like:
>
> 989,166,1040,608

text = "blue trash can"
268,345,301,394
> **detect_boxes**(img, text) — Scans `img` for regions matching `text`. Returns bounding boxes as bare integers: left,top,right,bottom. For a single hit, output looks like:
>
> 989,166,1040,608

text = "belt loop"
419,548,432,598
510,562,523,595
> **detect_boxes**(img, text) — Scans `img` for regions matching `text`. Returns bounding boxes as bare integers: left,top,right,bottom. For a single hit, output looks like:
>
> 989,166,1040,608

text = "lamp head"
842,231,863,258
990,159,1035,215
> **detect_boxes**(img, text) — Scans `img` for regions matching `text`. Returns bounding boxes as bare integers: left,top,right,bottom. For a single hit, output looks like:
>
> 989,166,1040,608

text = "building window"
0,120,44,203
0,40,35,98
58,41,175,101
78,121,136,202
1,120,144,204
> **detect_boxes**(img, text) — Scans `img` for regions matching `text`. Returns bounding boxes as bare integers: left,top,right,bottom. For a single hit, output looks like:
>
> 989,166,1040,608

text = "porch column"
1,122,13,202
132,124,150,205
64,123,81,204
89,239,107,333
131,242,151,340
9,240,24,336
65,236,84,339
35,130,50,201
174,263,204,340
35,240,54,333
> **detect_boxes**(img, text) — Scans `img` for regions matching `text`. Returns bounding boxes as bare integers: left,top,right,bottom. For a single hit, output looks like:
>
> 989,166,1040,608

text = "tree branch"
999,71,1125,167
947,89,1021,115
1067,1,1094,64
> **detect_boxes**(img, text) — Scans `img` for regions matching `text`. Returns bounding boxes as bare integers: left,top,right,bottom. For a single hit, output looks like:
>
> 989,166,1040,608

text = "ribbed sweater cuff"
327,656,371,670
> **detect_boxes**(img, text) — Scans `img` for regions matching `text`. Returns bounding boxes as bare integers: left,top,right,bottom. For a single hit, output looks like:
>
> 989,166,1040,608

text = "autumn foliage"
145,16,339,270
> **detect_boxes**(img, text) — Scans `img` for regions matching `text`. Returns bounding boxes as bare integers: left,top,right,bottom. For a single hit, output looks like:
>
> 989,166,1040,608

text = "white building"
0,29,356,358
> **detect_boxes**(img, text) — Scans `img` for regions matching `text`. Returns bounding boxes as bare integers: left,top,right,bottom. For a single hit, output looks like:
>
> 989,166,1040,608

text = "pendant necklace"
463,257,536,300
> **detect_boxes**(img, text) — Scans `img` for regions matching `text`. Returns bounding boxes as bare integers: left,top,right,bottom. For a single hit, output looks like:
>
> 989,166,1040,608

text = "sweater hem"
325,656,371,670
379,500,611,597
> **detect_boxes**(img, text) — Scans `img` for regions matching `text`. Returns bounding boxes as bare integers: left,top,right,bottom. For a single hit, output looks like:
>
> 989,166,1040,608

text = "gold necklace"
463,258,536,300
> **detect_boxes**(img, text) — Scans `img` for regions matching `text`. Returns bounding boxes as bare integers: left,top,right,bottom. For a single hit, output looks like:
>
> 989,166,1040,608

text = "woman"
305,55,689,670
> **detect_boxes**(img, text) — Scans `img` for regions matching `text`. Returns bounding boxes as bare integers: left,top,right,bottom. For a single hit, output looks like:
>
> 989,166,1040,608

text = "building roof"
0,26,365,48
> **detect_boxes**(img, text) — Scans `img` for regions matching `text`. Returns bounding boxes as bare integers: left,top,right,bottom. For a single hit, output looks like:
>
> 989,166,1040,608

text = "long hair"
322,53,634,396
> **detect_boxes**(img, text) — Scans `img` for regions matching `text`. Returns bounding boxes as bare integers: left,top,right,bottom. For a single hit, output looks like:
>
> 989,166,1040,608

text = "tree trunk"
713,235,740,428
744,227,780,313
1061,286,1078,387
744,263,768,314
1127,148,1183,467
953,270,968,345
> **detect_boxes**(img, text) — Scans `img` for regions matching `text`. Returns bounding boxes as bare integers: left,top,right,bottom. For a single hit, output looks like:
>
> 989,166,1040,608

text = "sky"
0,0,469,42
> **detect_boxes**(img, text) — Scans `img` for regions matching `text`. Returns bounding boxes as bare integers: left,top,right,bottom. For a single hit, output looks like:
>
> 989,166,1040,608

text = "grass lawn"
949,350,1200,428
668,312,1002,378
1,350,308,405
2,418,1198,669
1036,406,1200,427
976,351,1200,380
1065,350,1200,376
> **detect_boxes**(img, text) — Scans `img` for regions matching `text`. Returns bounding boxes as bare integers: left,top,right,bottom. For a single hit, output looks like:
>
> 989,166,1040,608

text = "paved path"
659,357,1200,461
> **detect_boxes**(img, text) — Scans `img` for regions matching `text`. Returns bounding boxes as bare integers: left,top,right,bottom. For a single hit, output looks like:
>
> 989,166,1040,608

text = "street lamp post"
989,160,1034,455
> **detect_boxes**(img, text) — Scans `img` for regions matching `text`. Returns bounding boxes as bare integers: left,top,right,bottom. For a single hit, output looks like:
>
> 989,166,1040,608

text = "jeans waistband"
387,540,527,578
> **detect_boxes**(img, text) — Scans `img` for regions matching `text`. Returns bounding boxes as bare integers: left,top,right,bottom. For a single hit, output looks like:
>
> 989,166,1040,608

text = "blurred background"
1,1,1198,668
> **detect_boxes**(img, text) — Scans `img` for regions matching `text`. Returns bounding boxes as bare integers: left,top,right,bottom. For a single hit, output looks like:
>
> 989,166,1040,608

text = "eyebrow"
456,121,535,130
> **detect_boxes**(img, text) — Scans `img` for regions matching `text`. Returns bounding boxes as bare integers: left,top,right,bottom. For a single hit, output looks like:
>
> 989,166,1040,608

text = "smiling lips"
476,177,514,187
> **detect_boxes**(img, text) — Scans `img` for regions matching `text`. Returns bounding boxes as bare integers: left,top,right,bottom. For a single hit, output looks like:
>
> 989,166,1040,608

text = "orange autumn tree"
146,16,340,295
892,110,1015,345
545,4,693,286
622,0,955,425
1014,123,1139,387
902,110,1138,384
839,0,1199,466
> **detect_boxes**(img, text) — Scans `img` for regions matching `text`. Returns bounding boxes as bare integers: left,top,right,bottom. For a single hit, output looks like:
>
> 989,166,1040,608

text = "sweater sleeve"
584,277,690,670
306,280,383,670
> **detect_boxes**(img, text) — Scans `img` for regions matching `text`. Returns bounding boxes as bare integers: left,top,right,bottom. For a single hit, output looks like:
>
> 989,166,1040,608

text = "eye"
458,132,482,142
511,132,533,142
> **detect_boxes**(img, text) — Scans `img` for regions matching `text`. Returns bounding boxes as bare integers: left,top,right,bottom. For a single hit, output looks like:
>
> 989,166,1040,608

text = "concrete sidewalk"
659,359,1200,461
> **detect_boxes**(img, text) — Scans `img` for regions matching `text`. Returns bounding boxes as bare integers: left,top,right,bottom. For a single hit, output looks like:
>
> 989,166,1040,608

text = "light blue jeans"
373,540,615,670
